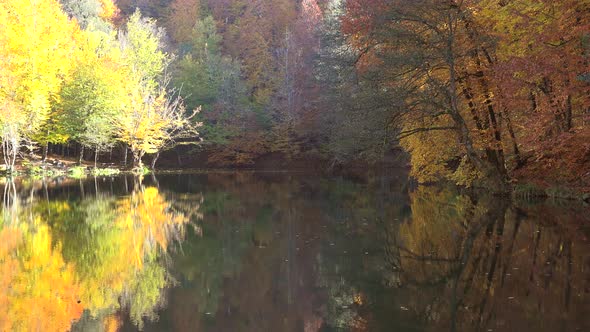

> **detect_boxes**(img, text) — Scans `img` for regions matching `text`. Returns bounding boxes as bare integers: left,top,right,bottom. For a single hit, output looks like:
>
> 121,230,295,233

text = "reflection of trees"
146,173,329,332
0,181,83,332
314,175,411,331
312,179,590,332
0,221,84,332
3,173,587,331
164,186,258,328
0,177,196,331
384,186,590,332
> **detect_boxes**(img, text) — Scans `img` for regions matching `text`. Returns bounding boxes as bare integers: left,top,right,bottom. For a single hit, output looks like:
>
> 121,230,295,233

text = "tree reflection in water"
381,187,590,332
0,173,588,332
0,176,196,331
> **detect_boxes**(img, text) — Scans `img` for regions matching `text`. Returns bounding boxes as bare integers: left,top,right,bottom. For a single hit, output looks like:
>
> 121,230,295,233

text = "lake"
0,172,589,331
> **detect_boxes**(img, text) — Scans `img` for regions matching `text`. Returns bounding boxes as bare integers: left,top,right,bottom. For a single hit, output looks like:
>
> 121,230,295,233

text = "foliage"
322,0,590,189
59,0,113,31
117,11,201,168
59,29,127,159
68,166,87,179
0,0,588,190
0,0,78,171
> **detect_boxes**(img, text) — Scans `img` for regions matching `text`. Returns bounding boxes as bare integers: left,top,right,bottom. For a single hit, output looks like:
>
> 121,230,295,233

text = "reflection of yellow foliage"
117,187,188,262
77,187,189,318
0,184,193,331
103,314,121,332
0,223,83,332
397,187,474,281
74,224,141,314
0,227,22,330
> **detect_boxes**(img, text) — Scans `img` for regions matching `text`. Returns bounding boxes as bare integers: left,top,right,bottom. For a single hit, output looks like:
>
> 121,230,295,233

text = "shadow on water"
0,172,588,331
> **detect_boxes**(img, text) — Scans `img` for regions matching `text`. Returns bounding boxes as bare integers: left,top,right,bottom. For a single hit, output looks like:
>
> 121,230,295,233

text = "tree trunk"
565,95,572,131
132,150,144,169
42,143,48,162
123,145,128,167
503,111,522,166
94,149,99,168
79,145,85,165
151,151,160,170
446,13,506,192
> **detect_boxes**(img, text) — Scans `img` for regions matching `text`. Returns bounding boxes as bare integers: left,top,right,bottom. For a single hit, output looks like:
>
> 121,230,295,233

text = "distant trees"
167,0,203,44
59,0,116,31
171,14,253,165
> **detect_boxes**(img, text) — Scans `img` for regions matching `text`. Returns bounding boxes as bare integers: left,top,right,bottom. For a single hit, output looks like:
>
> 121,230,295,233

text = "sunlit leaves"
59,29,128,154
116,11,200,168
0,0,78,169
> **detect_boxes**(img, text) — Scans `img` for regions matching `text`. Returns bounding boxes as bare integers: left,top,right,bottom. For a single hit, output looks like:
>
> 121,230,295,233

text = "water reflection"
0,176,195,331
386,187,590,332
0,173,588,332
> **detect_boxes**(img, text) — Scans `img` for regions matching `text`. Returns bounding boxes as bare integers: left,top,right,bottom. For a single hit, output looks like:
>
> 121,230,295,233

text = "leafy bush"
91,168,121,176
68,166,87,179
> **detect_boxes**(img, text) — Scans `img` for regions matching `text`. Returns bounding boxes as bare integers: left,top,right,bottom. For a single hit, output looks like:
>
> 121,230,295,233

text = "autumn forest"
1,1,590,331
0,0,589,193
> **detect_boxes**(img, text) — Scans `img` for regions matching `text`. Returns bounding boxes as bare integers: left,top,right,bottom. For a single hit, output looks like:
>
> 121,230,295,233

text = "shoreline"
1,157,588,203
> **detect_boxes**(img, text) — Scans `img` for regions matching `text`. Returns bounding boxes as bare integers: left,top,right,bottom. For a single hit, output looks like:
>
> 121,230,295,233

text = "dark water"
1,172,589,332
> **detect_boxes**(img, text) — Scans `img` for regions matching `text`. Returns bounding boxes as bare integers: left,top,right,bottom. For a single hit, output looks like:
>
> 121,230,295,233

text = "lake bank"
2,151,589,204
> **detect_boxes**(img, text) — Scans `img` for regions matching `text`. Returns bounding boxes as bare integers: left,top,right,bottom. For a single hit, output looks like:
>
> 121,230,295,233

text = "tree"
339,0,513,190
117,10,201,169
315,0,395,165
166,0,203,44
147,94,202,170
118,11,169,92
59,0,112,31
59,29,128,165
117,81,201,169
0,0,78,172
171,15,252,163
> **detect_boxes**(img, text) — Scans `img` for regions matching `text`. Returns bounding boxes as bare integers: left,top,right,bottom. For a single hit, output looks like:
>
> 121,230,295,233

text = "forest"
1,0,589,194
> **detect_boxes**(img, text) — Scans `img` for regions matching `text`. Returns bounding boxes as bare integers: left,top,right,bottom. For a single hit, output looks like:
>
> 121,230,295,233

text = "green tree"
172,15,250,150
117,10,200,169
59,29,127,165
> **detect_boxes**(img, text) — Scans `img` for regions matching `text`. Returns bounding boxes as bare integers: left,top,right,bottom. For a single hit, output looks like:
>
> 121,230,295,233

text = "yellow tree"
0,0,78,172
99,0,118,21
118,11,200,169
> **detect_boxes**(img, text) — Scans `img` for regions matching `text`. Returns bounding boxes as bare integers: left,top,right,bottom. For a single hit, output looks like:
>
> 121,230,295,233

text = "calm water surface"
1,172,589,332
